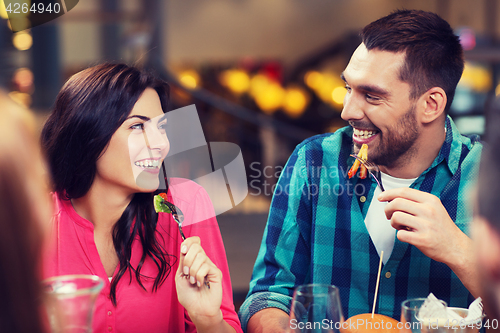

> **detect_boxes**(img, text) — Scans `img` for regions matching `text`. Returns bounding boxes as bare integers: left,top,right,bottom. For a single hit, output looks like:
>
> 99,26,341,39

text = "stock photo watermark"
248,161,368,198
3,0,79,32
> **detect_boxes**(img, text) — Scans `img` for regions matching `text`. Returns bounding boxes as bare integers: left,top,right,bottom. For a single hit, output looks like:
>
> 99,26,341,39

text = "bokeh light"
220,69,250,94
254,81,285,114
178,69,200,89
331,86,347,105
283,86,309,118
12,31,32,51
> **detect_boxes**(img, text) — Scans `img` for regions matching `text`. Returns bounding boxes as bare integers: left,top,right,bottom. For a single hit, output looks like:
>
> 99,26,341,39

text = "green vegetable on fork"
153,193,172,214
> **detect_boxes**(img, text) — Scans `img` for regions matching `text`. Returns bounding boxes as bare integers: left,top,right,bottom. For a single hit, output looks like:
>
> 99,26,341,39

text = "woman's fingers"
179,236,218,287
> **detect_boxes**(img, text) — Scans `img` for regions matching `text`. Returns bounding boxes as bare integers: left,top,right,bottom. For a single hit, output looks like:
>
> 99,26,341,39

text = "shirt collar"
424,115,467,176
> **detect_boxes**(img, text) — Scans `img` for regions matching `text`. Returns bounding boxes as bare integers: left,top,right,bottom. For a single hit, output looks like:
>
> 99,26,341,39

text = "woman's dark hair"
41,63,173,305
361,9,464,113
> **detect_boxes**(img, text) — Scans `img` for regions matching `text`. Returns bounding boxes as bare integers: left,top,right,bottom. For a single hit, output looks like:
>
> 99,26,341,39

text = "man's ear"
418,87,447,124
473,216,500,281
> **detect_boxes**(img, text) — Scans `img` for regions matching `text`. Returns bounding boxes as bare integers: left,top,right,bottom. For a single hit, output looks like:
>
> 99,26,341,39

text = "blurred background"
1,0,498,310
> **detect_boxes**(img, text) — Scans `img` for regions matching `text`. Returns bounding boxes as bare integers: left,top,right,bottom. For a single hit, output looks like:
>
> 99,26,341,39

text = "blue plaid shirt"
239,116,482,331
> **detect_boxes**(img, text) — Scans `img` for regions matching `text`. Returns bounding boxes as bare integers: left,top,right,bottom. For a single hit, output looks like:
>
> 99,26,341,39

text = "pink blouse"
43,179,242,333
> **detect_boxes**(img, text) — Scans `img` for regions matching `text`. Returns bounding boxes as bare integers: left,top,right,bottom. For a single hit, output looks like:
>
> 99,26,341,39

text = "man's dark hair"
361,9,464,113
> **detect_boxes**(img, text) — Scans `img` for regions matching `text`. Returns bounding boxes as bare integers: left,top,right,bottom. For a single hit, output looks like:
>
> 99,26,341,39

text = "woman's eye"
130,123,144,130
345,85,351,92
158,122,167,130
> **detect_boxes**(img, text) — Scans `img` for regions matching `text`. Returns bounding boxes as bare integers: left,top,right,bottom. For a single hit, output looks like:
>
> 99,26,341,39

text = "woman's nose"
144,126,169,152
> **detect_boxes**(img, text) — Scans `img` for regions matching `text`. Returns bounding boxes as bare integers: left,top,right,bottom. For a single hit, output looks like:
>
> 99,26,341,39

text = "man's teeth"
134,160,160,168
354,128,377,139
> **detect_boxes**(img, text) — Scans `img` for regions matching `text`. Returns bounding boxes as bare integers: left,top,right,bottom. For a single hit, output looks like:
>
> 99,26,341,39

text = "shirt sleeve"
238,145,313,332
182,185,244,333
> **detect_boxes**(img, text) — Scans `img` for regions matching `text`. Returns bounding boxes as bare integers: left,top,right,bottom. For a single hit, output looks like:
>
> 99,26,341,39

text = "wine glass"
289,284,344,333
43,274,104,333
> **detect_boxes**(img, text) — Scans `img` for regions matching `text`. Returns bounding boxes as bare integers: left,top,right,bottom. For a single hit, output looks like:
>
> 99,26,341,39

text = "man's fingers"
378,187,431,203
390,211,418,231
384,197,422,219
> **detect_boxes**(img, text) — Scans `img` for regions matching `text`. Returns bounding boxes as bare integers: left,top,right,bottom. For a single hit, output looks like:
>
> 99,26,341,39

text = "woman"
0,90,52,333
41,63,242,333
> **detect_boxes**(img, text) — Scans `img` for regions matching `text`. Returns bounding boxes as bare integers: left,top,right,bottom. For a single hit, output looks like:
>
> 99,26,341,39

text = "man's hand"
378,187,465,263
378,187,479,296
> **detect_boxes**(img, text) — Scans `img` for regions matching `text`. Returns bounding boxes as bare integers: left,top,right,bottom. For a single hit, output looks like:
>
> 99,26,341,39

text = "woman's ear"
419,87,447,124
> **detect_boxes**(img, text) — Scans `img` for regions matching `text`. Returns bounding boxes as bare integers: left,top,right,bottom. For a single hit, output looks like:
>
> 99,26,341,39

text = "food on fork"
153,193,172,213
340,313,399,333
348,144,368,179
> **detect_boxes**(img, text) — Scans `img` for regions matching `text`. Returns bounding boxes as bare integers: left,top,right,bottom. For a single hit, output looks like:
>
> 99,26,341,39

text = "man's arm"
247,308,289,333
379,187,480,296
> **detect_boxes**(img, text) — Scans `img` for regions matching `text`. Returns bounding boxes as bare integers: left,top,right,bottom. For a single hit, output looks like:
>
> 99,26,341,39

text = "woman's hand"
175,236,224,330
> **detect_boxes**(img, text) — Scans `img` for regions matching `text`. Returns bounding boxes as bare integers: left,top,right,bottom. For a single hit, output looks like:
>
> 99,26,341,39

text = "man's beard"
364,104,419,168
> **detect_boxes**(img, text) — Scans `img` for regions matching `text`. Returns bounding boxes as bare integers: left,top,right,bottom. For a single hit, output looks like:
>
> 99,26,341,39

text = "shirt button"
108,311,112,316
385,271,391,279
360,196,366,203
108,327,112,331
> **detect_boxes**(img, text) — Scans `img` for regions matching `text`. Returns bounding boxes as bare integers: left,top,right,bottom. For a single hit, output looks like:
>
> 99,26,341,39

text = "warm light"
308,73,342,103
13,67,34,93
254,82,285,114
331,86,347,105
304,71,324,90
12,31,32,50
283,86,309,118
220,69,250,94
178,70,200,89
0,0,8,19
249,74,270,98
458,62,491,93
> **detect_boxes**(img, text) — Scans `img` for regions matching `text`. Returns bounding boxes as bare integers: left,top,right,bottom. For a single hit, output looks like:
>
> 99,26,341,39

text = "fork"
162,200,210,289
162,200,186,240
349,154,385,192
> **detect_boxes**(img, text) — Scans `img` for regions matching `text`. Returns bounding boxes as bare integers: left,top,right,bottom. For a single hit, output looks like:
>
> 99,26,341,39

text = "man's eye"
366,94,380,101
130,123,144,130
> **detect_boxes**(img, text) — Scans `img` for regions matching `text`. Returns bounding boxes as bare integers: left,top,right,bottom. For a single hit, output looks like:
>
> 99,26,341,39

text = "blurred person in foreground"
473,101,500,320
0,90,52,333
41,63,242,333
240,10,482,332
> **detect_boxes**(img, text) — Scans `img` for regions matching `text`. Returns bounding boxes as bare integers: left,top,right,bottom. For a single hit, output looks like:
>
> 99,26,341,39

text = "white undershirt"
364,172,417,264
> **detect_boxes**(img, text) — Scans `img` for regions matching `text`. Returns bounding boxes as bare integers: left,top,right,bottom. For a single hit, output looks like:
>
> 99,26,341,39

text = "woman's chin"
135,172,160,191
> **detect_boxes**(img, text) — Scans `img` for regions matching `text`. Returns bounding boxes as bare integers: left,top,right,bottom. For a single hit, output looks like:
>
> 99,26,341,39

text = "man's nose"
340,92,364,122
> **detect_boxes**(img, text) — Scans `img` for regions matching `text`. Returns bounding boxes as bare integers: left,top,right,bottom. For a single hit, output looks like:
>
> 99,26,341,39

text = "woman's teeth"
134,160,160,168
354,128,377,139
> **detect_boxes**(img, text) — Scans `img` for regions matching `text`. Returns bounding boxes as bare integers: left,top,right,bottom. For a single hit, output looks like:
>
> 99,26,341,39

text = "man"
473,102,500,321
240,10,482,332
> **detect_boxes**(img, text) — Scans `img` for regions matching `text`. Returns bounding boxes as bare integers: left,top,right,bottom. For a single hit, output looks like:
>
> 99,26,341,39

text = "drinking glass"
400,298,447,333
43,274,104,333
289,284,344,333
